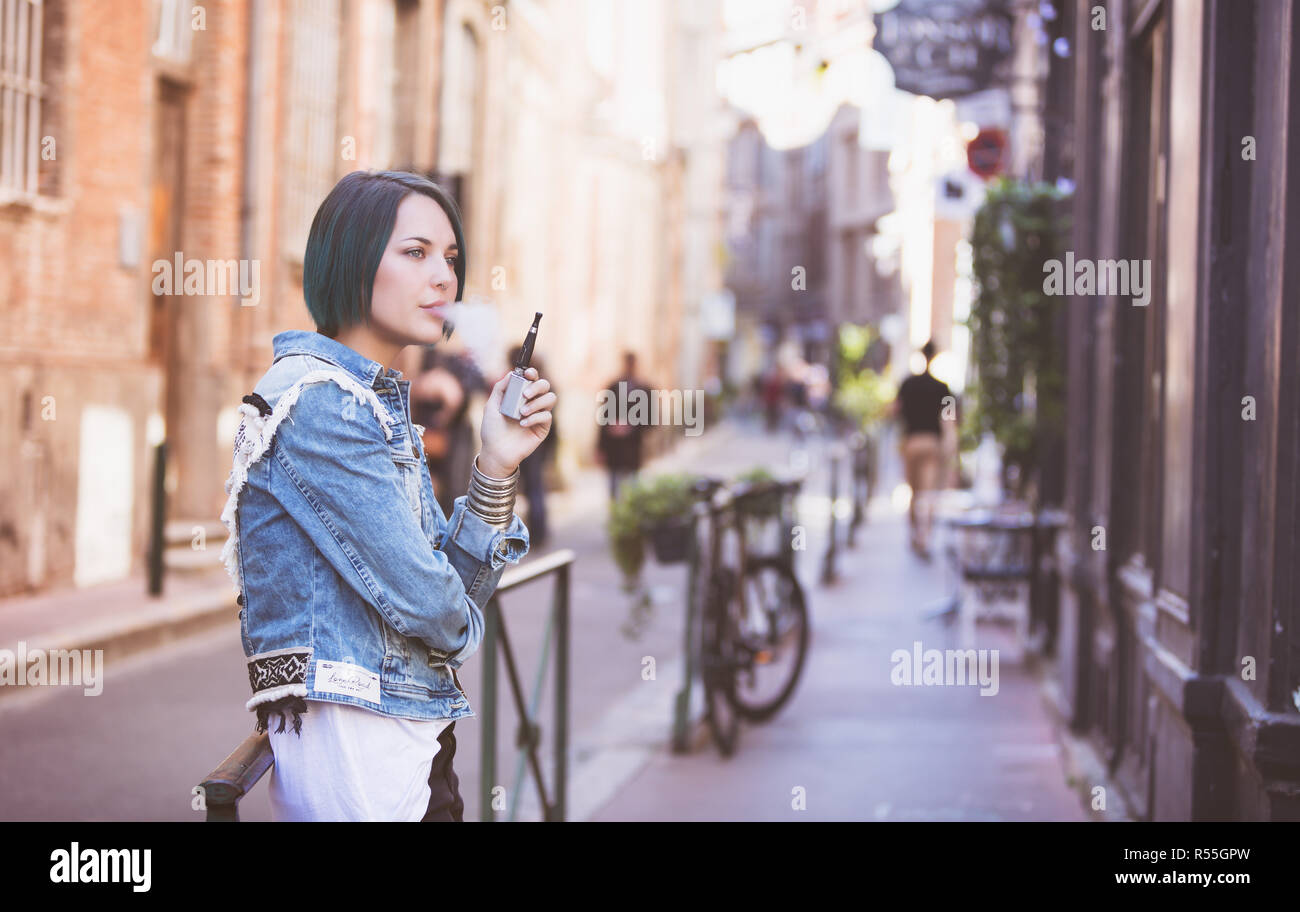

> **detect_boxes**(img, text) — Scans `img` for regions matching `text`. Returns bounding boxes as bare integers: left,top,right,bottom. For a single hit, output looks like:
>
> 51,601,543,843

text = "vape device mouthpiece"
515,312,543,370
501,312,543,420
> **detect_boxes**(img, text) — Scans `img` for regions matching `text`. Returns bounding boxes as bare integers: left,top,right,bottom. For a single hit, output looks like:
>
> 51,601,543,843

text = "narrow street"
0,417,1085,822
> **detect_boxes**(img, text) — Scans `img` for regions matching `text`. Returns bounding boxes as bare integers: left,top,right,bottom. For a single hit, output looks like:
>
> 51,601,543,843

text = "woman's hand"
478,367,556,477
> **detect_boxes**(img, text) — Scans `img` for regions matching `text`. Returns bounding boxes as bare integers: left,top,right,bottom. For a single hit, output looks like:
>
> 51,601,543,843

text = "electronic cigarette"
500,312,542,420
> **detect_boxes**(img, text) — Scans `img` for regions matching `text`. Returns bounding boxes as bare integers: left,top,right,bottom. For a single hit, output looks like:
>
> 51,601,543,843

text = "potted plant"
606,473,699,571
637,474,698,564
967,177,1070,506
607,488,647,585
734,466,783,519
831,321,892,498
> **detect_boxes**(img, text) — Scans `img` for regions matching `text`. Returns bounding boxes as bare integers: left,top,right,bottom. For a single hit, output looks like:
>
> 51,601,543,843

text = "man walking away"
597,352,649,501
891,340,954,558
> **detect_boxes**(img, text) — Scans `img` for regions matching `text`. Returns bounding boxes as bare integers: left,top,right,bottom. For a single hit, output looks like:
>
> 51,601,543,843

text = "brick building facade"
0,0,714,598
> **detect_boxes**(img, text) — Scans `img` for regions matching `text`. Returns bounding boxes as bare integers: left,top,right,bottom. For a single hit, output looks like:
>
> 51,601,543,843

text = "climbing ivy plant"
831,322,893,431
967,177,1070,501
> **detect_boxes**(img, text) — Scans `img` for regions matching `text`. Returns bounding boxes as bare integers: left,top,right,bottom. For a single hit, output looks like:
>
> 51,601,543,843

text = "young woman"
220,170,556,821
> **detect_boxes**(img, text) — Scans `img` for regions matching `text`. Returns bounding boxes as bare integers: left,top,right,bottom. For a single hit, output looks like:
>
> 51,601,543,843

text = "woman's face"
368,192,459,345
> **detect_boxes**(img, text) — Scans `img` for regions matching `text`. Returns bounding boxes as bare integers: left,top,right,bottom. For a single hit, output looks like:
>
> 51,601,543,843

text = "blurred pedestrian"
890,339,955,558
761,366,784,433
785,363,809,414
413,342,488,517
510,348,557,547
806,363,831,413
597,351,649,501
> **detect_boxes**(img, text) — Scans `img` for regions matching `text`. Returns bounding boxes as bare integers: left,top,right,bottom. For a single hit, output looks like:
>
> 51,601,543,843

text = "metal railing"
820,433,875,580
846,431,876,549
820,445,844,584
196,548,575,822
478,548,574,821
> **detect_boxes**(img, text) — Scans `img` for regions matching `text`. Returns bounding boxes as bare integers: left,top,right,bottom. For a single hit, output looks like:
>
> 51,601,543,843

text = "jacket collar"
271,330,405,388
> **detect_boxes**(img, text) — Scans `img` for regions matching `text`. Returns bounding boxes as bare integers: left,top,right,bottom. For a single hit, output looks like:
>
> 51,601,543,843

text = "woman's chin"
412,312,446,341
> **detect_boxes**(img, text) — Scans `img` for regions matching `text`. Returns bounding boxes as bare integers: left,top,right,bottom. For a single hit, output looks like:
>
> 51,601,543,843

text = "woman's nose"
430,256,454,287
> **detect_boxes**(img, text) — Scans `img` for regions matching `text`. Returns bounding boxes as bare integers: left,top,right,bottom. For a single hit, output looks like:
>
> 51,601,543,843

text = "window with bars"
280,0,341,261
0,0,53,199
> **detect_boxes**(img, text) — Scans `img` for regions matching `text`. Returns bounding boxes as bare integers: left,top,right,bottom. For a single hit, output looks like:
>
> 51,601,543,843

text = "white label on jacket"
314,659,381,704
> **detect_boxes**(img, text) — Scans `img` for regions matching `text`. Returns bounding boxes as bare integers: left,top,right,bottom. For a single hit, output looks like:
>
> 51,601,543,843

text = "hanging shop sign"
872,0,1016,100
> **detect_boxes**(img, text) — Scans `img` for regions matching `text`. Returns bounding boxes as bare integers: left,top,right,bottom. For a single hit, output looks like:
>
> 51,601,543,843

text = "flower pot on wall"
646,517,692,564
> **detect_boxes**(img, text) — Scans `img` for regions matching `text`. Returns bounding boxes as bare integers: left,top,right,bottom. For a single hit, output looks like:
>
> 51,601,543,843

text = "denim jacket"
220,330,529,733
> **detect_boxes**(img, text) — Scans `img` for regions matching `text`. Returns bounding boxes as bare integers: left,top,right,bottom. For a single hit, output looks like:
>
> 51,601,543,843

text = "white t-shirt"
267,699,454,822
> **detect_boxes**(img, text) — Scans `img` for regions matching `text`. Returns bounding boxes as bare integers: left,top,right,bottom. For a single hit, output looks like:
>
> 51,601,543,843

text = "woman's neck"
331,326,404,377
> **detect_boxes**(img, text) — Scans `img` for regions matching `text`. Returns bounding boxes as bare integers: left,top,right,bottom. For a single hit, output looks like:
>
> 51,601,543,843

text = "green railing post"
477,549,573,822
781,480,798,572
821,448,842,584
551,561,569,821
148,440,167,596
480,594,499,822
672,510,702,753
848,434,864,549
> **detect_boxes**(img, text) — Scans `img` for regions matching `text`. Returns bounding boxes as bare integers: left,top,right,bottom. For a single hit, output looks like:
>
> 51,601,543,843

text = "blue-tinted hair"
303,170,466,337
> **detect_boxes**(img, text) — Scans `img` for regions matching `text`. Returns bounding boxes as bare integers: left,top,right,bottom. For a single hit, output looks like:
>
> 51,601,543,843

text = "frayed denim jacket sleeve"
271,379,528,669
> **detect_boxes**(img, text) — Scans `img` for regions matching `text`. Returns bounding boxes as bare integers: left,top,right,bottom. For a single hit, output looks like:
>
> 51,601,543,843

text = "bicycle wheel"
700,566,741,756
727,557,810,722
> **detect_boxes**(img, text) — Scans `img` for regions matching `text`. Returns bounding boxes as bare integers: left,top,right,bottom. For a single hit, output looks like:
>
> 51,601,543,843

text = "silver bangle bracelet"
467,498,515,526
468,456,518,527
471,455,517,485
467,493,515,525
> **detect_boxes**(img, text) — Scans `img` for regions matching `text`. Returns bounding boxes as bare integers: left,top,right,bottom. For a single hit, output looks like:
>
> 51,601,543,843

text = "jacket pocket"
381,625,461,699
380,664,462,701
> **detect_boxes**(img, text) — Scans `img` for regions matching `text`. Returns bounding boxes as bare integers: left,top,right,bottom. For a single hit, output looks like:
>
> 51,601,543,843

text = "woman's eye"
445,256,458,267
405,248,425,259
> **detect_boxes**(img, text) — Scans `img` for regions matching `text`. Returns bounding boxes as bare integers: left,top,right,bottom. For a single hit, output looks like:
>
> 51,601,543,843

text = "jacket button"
411,443,419,458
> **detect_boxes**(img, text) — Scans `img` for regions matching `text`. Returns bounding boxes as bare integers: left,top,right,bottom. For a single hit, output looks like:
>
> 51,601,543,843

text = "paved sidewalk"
587,427,1091,822
0,567,236,699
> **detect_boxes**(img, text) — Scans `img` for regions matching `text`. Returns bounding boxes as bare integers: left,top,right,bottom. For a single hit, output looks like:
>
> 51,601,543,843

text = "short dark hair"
303,170,467,337
921,339,938,362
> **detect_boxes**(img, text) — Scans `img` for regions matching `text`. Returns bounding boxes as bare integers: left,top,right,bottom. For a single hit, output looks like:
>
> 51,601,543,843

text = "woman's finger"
521,395,554,420
520,391,557,416
524,378,551,398
521,409,552,429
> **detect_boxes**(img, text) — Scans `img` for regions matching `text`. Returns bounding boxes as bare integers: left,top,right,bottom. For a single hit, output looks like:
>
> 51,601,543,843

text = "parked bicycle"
684,475,810,756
